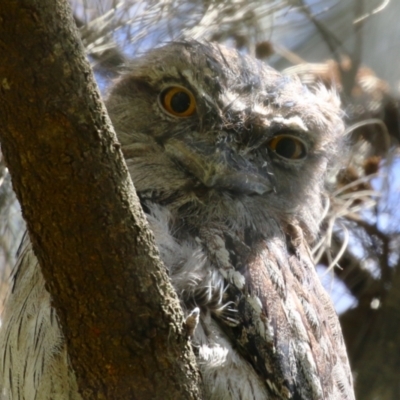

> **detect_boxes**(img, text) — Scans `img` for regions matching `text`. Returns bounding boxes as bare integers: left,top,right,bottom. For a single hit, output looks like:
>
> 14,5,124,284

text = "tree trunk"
341,261,400,400
0,0,202,399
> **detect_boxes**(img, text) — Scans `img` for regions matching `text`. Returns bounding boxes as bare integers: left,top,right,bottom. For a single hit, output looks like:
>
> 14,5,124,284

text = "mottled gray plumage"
0,41,355,399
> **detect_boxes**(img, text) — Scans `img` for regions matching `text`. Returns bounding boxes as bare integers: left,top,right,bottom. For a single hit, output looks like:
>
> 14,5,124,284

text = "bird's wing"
212,230,354,400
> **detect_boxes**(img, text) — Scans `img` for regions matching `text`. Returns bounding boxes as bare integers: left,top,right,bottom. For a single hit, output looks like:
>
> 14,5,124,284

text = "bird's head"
106,41,345,241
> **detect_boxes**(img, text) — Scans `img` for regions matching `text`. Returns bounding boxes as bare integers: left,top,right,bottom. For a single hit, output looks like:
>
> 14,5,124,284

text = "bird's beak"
165,139,273,195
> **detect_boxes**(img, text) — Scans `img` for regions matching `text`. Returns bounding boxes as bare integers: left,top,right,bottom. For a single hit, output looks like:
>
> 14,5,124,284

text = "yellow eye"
160,86,196,117
268,135,307,160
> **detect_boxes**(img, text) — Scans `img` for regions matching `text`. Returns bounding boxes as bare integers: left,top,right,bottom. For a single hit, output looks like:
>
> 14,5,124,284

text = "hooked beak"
165,139,273,195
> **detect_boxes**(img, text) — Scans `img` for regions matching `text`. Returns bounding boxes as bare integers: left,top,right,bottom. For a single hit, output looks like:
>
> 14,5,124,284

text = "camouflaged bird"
0,41,355,400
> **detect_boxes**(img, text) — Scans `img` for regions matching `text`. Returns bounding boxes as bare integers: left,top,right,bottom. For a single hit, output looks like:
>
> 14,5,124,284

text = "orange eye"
268,135,307,160
160,86,196,117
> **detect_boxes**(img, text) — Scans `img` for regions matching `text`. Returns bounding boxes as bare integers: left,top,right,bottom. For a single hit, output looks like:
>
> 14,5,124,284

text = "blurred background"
1,1,399,398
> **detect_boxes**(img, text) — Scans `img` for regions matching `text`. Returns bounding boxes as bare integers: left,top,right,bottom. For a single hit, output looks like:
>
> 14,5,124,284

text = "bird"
0,41,355,400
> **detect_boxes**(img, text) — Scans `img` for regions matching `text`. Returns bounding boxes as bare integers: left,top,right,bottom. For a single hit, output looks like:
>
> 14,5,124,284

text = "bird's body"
0,41,355,399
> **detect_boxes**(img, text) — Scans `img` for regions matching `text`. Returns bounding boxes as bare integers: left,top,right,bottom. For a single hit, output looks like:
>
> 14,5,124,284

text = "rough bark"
0,1,202,399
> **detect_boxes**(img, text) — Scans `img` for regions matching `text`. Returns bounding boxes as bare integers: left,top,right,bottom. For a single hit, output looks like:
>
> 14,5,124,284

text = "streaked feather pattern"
0,41,354,400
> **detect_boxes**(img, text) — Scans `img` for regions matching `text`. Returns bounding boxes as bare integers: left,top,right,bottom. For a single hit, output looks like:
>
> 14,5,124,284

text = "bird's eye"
160,86,196,117
268,135,307,160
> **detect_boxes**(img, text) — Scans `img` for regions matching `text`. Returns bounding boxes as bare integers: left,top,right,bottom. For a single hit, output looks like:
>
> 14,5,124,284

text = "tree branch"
0,0,201,398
